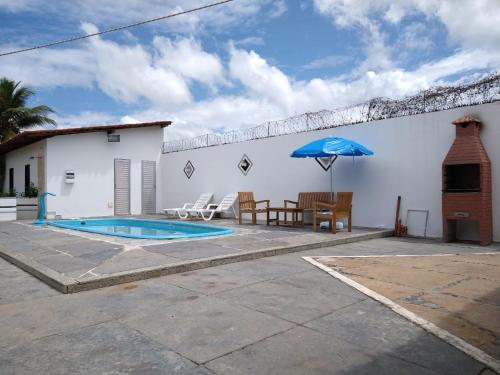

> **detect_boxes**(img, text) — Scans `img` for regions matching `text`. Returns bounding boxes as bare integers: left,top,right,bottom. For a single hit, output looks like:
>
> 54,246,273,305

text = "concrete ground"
0,236,498,374
317,253,500,360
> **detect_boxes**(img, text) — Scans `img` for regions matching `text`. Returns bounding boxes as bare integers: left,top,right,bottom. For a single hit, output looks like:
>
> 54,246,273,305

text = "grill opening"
444,163,480,192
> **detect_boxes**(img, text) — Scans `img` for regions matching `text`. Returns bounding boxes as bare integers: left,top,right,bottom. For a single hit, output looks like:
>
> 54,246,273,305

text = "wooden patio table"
266,207,304,227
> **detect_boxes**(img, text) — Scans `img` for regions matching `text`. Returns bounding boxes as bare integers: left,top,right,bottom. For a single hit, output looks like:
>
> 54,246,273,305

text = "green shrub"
23,182,38,198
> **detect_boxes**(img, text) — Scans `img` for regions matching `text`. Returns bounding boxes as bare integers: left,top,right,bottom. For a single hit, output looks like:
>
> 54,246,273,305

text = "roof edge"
0,120,172,155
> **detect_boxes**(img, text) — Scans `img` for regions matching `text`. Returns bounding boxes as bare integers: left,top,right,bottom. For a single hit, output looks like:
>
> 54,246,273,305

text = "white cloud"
0,46,95,88
155,46,500,140
52,111,119,128
80,22,192,107
153,37,225,88
398,22,435,51
0,0,38,12
1,25,231,108
434,0,500,50
119,115,141,124
0,0,285,34
133,96,283,140
2,1,499,142
312,0,500,50
234,36,265,47
300,54,352,71
267,0,287,18
228,45,294,114
355,22,393,73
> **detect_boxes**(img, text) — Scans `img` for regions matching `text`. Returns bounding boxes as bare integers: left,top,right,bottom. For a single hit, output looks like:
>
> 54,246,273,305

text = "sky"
0,0,499,140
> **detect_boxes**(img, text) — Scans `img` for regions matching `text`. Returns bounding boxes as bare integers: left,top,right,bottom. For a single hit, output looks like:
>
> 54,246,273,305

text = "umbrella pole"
329,155,338,201
330,159,333,201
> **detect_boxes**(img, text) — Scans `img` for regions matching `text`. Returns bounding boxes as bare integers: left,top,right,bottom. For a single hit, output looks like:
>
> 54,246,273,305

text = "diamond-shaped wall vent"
184,160,195,179
238,154,253,176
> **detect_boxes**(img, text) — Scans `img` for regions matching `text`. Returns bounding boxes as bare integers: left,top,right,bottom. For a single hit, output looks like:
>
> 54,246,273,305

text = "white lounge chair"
187,193,238,221
163,193,213,219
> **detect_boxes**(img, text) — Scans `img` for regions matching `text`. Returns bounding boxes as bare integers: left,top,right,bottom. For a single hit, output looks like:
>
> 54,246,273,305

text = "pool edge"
46,218,234,240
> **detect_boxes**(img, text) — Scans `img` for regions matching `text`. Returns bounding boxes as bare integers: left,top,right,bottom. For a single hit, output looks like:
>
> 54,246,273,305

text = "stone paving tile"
91,248,179,275
220,239,290,251
121,295,294,364
29,234,91,247
33,252,97,274
262,251,321,268
0,321,197,375
164,267,264,295
304,298,484,375
0,259,59,305
215,270,365,324
208,235,268,247
206,326,443,375
146,241,242,260
184,366,218,375
245,230,306,240
279,233,333,247
275,268,367,297
479,369,498,375
218,257,309,280
50,240,122,255
74,246,123,264
0,240,55,258
76,278,201,320
0,294,115,351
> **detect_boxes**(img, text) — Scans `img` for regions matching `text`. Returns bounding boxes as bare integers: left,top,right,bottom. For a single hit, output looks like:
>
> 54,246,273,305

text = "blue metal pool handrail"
35,192,56,224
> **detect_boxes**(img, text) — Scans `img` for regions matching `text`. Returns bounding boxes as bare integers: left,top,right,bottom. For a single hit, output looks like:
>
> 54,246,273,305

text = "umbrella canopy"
290,137,374,158
290,136,374,201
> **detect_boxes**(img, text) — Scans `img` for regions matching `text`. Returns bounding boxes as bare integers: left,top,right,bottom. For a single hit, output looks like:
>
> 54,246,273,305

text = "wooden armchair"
238,192,270,224
284,192,331,225
312,192,353,234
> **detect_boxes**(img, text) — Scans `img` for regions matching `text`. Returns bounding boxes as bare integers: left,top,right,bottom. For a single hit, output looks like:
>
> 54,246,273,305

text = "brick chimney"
442,115,492,245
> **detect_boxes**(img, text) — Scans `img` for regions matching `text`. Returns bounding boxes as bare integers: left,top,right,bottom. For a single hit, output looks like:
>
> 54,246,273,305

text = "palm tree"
0,78,56,142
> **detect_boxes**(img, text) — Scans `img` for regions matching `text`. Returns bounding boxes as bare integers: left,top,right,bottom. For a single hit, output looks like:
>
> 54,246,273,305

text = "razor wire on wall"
162,72,500,154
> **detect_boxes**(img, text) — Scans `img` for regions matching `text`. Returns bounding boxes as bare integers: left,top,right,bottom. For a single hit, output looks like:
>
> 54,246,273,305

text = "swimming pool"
46,218,233,239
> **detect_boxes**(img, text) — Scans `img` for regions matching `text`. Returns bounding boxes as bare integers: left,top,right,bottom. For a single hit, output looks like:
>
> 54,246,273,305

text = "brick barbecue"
442,115,492,246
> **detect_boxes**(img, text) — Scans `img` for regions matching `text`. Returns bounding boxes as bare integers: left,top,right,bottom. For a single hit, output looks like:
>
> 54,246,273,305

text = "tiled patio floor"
0,237,496,374
0,218,390,292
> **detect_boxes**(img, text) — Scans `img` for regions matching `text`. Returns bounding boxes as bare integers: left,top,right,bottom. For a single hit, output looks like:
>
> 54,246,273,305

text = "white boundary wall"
45,127,163,218
160,102,500,241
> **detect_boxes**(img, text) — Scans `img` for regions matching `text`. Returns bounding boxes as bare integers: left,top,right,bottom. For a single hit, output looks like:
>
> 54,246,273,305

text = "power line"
0,0,235,57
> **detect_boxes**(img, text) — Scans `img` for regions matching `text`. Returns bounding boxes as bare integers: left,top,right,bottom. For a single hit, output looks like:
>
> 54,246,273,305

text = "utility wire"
0,0,235,57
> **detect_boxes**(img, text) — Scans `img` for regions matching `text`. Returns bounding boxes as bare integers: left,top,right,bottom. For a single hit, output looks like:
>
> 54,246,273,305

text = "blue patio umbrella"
290,137,374,199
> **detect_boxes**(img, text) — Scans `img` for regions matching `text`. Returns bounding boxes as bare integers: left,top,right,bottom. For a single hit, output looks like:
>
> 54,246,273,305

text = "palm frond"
12,86,34,107
0,78,56,140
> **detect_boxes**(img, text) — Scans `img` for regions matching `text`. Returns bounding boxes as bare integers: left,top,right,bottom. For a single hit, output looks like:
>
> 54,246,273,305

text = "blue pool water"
47,218,233,239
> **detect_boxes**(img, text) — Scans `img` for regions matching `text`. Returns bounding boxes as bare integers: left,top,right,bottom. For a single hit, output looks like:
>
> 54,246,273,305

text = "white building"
0,121,169,218
0,102,498,242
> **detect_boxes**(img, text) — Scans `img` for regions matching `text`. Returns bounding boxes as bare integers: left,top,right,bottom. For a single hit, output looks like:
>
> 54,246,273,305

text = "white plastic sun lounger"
163,193,213,219
187,193,238,221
